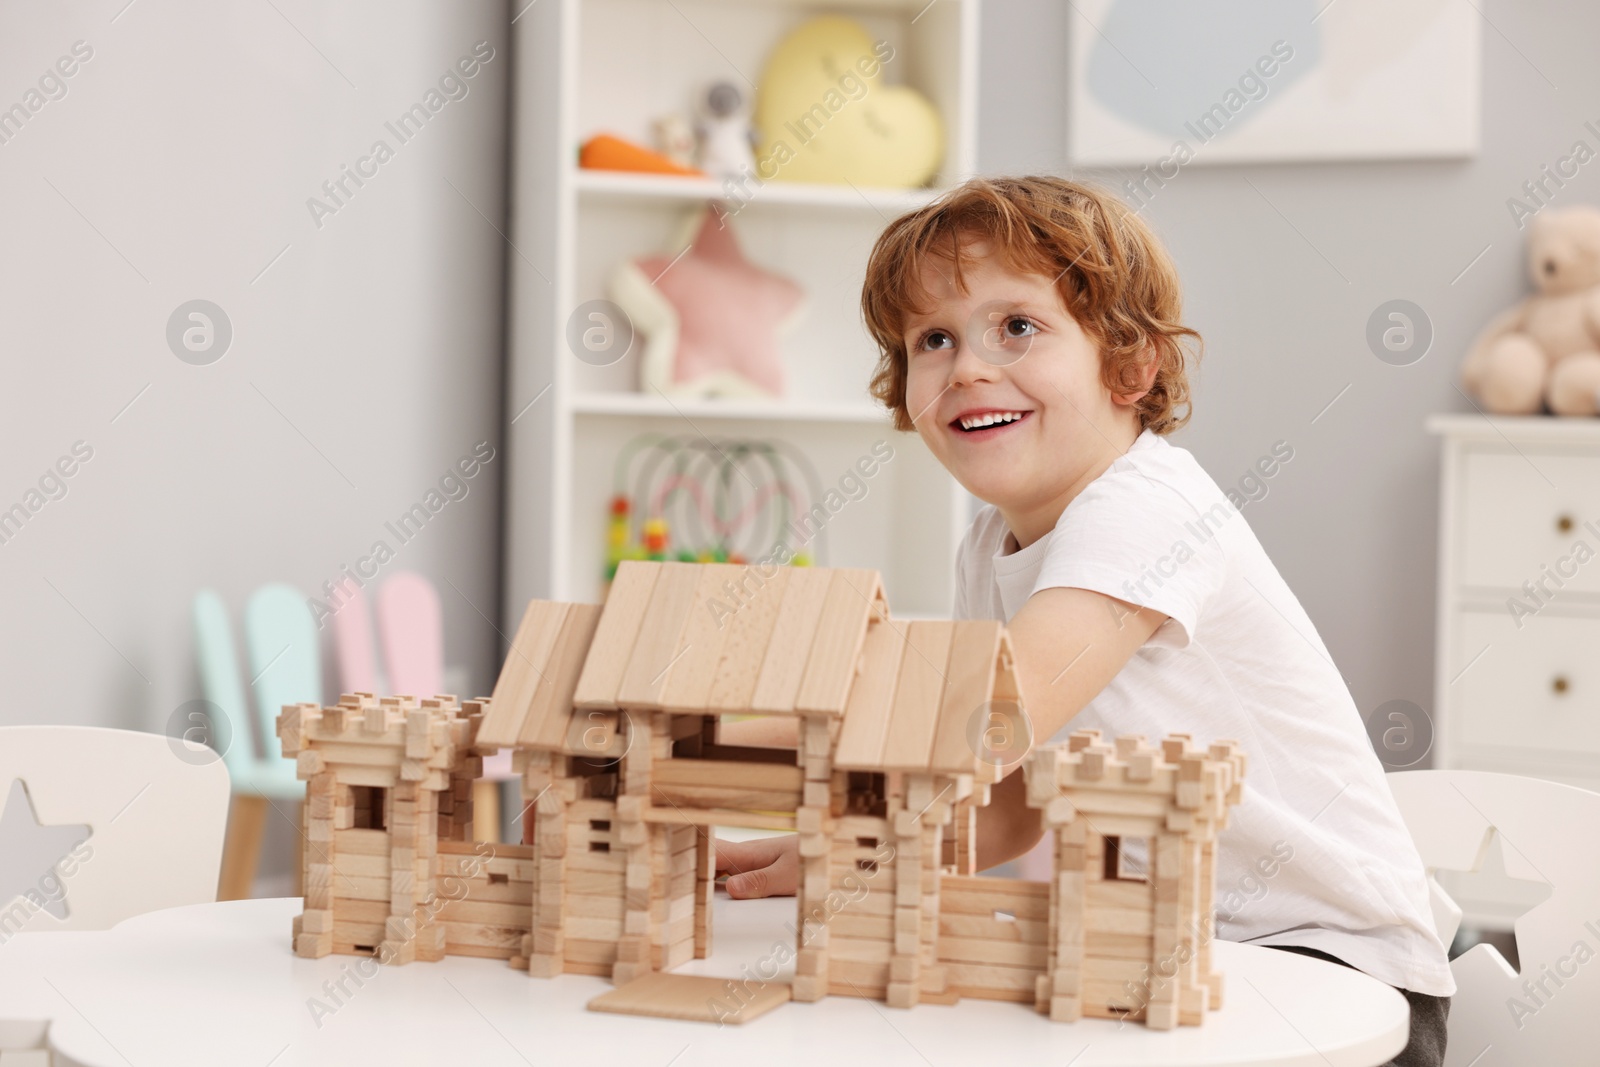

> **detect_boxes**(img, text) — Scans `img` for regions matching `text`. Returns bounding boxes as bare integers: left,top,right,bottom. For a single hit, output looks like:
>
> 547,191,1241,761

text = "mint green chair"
192,584,320,898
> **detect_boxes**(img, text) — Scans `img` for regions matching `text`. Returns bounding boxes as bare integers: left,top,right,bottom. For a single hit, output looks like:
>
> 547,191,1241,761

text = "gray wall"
0,1,509,742
977,0,1593,750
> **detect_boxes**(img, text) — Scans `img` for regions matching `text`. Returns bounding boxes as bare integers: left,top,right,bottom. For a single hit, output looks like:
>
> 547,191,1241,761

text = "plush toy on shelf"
1463,204,1600,416
610,203,803,399
652,114,697,170
579,132,702,177
754,16,943,188
602,434,820,587
695,81,758,181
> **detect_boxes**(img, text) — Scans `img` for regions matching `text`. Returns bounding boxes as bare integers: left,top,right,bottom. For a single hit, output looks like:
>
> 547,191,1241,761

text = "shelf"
587,0,955,11
568,391,893,424
574,169,944,215
1427,413,1600,445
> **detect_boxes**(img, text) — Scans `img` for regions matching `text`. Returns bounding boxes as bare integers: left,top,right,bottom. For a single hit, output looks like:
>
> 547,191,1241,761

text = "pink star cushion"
634,208,803,396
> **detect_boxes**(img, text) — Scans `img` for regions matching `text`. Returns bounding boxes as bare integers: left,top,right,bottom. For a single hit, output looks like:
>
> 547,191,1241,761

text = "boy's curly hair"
861,175,1201,434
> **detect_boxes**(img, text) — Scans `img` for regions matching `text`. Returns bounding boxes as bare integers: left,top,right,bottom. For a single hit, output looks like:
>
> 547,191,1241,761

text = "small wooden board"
587,972,792,1025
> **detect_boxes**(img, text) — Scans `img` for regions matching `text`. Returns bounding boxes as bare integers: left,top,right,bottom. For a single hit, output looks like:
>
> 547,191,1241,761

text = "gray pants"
1268,945,1449,1067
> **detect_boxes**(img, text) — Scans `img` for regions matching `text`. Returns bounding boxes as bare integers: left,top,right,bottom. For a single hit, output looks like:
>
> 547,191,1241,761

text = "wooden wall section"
555,797,625,976
937,875,1050,1003
823,815,896,998
433,840,535,960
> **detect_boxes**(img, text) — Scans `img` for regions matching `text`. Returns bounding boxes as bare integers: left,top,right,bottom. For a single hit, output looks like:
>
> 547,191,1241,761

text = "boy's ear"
1111,343,1161,408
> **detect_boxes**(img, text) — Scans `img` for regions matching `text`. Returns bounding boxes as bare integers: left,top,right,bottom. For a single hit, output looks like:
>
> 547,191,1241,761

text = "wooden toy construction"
277,560,1245,1028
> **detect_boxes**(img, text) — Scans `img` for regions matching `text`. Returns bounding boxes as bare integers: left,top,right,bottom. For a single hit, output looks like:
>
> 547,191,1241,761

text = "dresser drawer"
1459,449,1600,593
1454,610,1600,759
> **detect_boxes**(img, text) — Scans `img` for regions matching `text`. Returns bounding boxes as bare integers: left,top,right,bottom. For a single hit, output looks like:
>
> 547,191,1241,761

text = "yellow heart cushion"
754,16,943,189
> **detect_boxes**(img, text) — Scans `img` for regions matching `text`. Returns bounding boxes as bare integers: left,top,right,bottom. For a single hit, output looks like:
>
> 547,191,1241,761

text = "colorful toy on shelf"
610,204,803,399
603,434,821,585
754,17,943,188
579,132,703,177
278,560,1247,1031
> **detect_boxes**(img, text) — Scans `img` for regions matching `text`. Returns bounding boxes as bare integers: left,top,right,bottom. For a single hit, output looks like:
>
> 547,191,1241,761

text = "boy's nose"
947,333,1003,386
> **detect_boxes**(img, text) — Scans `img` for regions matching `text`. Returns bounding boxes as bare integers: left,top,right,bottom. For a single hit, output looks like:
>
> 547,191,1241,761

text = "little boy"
716,175,1452,1065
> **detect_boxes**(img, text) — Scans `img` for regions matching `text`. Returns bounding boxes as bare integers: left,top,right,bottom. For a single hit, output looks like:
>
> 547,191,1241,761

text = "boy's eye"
917,329,955,352
1001,316,1037,338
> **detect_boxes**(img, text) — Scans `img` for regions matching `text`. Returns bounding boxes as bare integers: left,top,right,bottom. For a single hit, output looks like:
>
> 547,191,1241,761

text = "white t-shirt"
955,429,1455,997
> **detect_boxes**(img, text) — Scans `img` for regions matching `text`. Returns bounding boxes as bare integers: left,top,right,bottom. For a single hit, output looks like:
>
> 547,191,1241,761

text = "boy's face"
901,240,1148,522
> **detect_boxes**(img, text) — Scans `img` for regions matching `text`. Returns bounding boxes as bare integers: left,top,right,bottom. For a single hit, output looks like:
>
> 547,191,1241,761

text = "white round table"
0,896,1407,1067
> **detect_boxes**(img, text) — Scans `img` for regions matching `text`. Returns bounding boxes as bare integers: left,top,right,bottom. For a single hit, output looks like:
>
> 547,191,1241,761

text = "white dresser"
1430,414,1600,929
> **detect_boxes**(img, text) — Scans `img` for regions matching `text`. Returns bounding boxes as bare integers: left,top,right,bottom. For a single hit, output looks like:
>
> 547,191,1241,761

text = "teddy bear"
1462,204,1600,416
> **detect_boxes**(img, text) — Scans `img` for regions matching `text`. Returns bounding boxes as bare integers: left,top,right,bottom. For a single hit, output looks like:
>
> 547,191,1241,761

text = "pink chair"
330,572,512,840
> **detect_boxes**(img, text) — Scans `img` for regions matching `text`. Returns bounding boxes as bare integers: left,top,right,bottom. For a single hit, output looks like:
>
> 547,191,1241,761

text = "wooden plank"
573,561,659,709
830,935,893,964
947,963,1040,1001
440,938,521,960
659,563,747,713
747,566,835,715
880,621,955,771
331,829,390,855
529,602,605,749
563,937,620,966
588,972,791,1024
479,600,570,745
650,782,802,813
938,914,1048,942
1086,879,1155,911
939,875,1051,920
651,759,803,792
794,569,882,715
826,958,889,994
1084,906,1157,937
929,620,1001,775
937,936,1047,968
641,805,795,831
616,562,704,709
833,617,909,768
705,566,791,712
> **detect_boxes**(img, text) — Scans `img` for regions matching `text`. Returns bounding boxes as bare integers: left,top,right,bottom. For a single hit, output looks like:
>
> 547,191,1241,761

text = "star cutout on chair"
0,778,91,923
612,205,805,399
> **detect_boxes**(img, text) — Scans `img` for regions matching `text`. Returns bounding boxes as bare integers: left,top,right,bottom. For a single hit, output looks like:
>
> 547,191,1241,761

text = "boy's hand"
714,834,798,898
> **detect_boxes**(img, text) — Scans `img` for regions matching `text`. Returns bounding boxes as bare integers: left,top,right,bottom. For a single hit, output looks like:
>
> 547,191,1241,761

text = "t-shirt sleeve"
1031,470,1229,650
952,519,972,619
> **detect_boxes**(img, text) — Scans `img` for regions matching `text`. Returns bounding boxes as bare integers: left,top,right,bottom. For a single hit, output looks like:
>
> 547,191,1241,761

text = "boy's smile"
902,239,1154,550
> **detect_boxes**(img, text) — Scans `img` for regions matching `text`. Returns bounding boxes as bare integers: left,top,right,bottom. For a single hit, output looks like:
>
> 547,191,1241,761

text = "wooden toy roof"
478,560,1020,777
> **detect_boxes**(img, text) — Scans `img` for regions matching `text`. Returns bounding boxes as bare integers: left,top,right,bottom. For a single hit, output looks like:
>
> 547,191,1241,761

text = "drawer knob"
1553,675,1570,695
1557,514,1576,533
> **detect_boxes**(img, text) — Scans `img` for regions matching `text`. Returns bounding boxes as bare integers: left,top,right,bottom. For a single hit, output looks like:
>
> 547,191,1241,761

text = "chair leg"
218,794,269,901
473,779,502,844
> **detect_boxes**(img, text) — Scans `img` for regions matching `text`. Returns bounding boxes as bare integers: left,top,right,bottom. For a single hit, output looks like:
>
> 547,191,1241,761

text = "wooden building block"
749,566,834,714
705,566,791,713
793,568,883,715
879,621,955,770
573,561,659,709
616,562,703,708
832,615,909,767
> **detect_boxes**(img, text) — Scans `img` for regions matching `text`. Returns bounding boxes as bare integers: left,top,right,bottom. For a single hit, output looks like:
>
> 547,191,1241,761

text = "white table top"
0,896,1407,1067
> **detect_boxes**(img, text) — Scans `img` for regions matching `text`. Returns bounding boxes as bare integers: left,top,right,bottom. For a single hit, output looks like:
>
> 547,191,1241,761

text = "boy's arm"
1005,585,1167,745
971,586,1167,868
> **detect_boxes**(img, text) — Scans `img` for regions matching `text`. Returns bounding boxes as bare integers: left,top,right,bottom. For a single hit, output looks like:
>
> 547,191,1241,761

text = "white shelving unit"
504,0,981,621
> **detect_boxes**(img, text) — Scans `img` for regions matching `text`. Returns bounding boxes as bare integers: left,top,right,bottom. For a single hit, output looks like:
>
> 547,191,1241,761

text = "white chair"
0,725,229,934
1388,769,1600,1067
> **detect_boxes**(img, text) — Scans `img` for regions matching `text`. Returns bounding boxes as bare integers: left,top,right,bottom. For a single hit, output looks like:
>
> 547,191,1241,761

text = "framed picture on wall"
1068,0,1481,166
